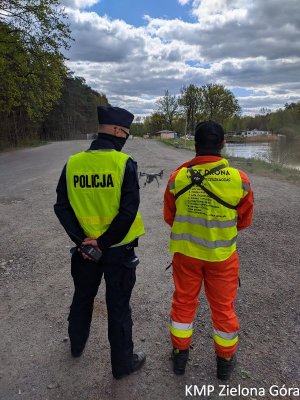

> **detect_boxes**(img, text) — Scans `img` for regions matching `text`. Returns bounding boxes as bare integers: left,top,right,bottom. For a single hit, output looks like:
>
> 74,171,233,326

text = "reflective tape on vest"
213,329,239,347
174,215,237,229
170,320,193,338
170,232,237,249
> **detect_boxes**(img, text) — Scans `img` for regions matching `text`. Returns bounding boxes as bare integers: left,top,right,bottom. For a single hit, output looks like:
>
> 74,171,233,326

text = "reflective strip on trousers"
170,232,237,249
213,329,239,347
170,320,193,339
174,215,237,229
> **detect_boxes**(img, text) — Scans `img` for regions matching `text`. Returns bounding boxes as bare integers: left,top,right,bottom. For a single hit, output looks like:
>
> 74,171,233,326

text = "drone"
139,170,164,187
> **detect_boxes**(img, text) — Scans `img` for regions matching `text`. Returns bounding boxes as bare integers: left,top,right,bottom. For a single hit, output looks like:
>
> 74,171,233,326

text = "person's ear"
113,127,121,137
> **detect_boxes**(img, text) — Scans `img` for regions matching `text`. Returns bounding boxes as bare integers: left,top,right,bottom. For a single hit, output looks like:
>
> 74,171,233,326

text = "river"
224,137,300,170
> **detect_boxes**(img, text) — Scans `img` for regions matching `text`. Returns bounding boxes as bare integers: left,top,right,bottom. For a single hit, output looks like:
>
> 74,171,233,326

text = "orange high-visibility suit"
164,155,253,358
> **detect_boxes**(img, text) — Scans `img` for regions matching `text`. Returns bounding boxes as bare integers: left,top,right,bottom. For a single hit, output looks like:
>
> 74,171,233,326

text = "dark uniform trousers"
68,245,138,376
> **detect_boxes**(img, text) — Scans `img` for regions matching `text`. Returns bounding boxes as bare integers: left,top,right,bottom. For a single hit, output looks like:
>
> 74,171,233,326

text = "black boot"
69,332,88,358
172,348,189,375
71,344,85,358
113,351,146,379
216,355,237,380
132,352,146,372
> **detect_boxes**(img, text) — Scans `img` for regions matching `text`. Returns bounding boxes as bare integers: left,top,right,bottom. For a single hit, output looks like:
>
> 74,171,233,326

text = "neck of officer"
89,132,125,152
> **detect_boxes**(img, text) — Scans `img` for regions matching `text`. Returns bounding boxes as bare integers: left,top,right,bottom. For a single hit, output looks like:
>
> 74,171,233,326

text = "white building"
240,129,271,137
157,130,178,139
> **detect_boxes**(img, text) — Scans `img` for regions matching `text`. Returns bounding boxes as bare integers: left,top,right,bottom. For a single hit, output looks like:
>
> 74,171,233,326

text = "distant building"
156,130,178,139
239,129,271,137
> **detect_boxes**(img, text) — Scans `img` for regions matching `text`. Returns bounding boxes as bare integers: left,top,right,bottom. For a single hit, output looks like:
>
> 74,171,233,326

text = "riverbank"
158,138,300,186
225,134,280,143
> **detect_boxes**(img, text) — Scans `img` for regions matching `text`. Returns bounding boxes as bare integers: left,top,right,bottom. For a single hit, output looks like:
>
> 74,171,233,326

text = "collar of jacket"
89,134,122,151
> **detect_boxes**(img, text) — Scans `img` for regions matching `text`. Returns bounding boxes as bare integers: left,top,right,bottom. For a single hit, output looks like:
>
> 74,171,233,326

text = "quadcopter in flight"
139,169,164,187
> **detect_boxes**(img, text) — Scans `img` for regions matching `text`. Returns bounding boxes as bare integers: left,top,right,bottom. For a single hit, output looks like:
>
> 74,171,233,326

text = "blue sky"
61,0,300,117
90,0,194,26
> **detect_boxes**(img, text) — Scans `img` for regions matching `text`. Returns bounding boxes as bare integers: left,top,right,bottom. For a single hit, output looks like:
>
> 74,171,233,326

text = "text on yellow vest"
169,158,247,261
66,150,145,246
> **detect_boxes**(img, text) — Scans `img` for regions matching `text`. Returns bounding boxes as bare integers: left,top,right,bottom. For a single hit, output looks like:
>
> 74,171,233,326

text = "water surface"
224,138,300,170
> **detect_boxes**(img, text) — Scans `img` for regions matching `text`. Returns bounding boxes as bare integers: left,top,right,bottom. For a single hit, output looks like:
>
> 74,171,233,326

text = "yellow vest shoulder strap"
174,163,238,209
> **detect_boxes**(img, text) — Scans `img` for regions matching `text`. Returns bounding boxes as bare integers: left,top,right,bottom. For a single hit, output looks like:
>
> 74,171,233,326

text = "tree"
156,90,179,130
144,112,166,135
179,84,202,134
284,102,297,110
199,83,240,124
130,122,146,137
0,0,72,147
0,0,71,54
41,75,108,140
0,0,71,117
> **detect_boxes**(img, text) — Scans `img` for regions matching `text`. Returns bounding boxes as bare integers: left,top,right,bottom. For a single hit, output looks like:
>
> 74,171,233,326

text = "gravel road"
0,139,299,400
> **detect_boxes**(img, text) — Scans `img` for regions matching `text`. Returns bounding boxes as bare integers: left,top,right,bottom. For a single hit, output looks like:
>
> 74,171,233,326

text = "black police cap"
97,105,134,129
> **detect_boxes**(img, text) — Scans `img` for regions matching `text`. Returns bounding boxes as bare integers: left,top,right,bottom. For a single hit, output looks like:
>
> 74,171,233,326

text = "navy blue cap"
97,105,134,129
194,120,225,147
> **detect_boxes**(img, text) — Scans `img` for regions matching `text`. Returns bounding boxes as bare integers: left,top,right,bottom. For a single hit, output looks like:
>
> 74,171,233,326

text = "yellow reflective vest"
169,158,245,261
66,150,145,247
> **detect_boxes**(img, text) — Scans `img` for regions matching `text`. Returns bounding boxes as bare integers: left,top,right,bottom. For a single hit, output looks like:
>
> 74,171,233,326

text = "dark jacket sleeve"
97,158,140,250
53,165,86,244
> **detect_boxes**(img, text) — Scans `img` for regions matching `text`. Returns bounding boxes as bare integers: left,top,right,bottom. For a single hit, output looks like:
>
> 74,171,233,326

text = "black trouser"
68,246,138,376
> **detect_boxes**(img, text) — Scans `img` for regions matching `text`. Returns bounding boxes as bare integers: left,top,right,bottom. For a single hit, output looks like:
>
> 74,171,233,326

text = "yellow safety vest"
169,158,246,261
66,149,145,246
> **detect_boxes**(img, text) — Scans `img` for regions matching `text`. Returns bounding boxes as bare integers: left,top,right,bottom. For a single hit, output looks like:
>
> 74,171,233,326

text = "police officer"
164,120,253,380
54,105,146,379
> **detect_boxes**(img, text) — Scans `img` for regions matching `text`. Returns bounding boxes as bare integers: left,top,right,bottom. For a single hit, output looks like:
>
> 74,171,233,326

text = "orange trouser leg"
170,253,204,350
203,251,240,358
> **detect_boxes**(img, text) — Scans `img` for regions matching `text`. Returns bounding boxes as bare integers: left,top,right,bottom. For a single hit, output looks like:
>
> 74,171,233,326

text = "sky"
60,0,300,118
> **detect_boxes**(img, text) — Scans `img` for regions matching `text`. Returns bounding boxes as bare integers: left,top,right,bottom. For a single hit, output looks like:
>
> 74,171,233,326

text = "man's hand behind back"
79,238,101,260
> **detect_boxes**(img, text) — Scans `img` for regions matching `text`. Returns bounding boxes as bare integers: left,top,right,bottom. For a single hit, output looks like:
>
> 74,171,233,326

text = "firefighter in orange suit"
163,120,253,380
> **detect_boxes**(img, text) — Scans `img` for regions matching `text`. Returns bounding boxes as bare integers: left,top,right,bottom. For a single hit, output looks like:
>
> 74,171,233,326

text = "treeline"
0,71,108,150
130,84,240,138
0,0,108,150
40,75,108,141
130,85,300,142
1,1,299,149
224,102,300,141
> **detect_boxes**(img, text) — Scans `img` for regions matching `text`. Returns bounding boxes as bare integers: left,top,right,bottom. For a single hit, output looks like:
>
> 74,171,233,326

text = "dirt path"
0,139,299,400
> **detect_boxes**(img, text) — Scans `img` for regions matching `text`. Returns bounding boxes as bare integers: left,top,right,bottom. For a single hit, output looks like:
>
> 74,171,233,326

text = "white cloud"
63,0,300,116
238,93,300,115
66,10,147,62
191,0,249,27
61,0,100,10
178,0,191,5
